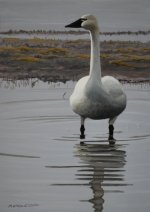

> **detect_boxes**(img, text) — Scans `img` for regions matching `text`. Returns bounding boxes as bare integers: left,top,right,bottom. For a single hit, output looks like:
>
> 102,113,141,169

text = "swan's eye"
81,18,87,22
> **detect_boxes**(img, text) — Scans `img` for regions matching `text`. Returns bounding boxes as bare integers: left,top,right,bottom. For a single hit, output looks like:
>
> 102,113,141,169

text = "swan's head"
65,14,99,31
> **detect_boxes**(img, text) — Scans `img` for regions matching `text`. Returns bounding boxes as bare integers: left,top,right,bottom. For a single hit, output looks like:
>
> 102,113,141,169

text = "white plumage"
65,14,127,142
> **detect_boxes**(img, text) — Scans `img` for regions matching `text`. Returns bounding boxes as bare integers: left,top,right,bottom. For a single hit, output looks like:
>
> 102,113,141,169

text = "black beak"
65,18,82,28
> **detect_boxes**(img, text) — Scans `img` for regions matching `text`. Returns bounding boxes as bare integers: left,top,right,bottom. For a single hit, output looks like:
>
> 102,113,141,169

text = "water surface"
0,79,150,211
0,0,149,31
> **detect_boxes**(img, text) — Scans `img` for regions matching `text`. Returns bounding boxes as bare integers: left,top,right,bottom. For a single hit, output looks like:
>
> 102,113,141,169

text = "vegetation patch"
38,47,68,56
0,37,150,81
77,54,90,59
17,56,40,62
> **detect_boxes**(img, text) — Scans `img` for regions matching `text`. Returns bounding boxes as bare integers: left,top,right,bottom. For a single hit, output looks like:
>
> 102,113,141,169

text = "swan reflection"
75,141,126,212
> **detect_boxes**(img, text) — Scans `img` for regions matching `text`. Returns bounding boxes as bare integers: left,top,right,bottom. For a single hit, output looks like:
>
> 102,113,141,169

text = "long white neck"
89,28,101,80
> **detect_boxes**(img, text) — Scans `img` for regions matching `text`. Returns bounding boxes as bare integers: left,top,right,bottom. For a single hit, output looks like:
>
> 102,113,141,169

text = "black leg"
80,124,85,139
108,125,116,144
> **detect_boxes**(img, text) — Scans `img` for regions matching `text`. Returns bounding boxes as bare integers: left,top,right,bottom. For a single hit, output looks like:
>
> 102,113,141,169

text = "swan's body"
65,14,126,142
70,75,126,120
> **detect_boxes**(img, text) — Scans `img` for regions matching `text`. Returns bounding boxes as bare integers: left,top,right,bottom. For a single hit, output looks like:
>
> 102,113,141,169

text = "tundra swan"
65,14,127,143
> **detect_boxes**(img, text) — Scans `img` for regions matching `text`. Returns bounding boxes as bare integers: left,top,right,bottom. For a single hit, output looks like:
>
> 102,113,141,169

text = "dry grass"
128,55,150,61
0,44,69,63
77,54,90,59
17,46,32,52
17,56,40,62
109,60,136,68
2,38,20,43
0,37,150,80
0,46,16,52
37,47,68,55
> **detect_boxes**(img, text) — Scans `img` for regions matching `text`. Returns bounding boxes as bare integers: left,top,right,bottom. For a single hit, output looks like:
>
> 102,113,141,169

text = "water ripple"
0,152,40,158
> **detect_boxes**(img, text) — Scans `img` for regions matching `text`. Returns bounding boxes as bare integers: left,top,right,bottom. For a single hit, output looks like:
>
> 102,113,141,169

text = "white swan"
65,14,127,143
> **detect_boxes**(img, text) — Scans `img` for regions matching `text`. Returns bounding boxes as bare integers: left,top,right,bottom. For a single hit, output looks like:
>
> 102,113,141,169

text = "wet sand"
0,80,150,212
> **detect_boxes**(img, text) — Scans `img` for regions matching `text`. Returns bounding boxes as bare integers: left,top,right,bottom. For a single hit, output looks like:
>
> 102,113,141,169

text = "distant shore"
1,29,150,36
0,36,150,84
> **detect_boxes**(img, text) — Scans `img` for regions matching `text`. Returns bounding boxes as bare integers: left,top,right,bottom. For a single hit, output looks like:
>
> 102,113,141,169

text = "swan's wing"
101,76,124,97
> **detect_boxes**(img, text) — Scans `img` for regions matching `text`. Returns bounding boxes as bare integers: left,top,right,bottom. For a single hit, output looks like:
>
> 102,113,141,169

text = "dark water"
0,80,150,211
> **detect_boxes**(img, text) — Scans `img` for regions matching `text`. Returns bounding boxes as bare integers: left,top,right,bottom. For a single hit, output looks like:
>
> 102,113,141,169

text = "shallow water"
0,79,150,212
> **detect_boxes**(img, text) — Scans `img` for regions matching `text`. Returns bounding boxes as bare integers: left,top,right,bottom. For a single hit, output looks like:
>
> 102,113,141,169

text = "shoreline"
0,37,150,83
1,29,150,36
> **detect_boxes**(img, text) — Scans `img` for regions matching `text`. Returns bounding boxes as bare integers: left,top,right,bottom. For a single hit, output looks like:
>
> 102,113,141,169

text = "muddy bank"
0,37,150,83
